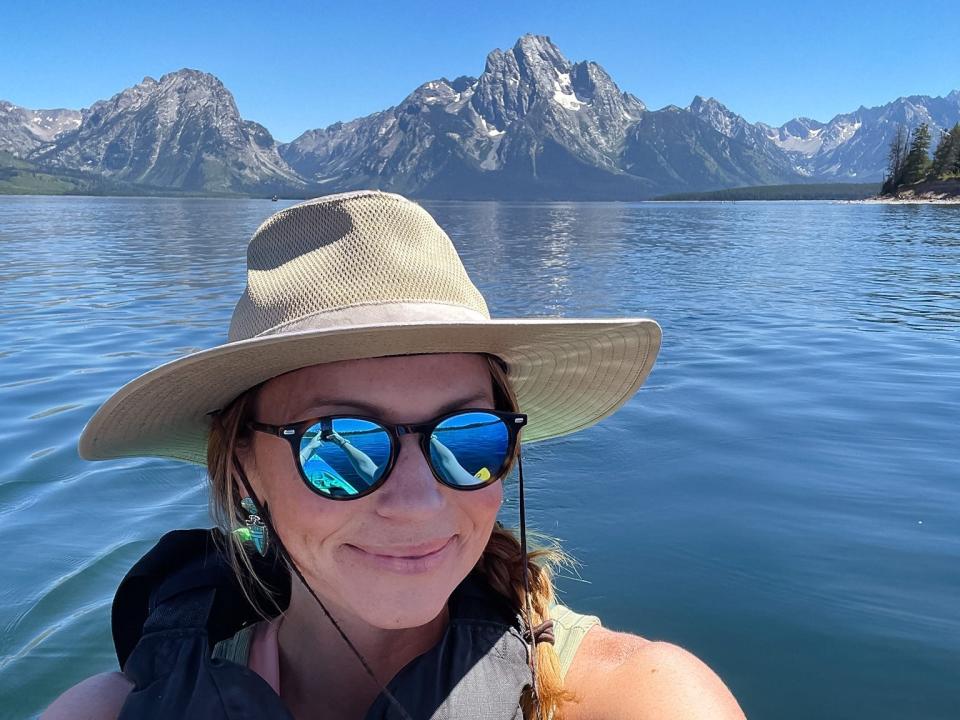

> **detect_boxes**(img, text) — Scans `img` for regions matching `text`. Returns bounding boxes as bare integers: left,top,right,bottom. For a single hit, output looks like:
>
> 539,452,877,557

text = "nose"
373,432,446,520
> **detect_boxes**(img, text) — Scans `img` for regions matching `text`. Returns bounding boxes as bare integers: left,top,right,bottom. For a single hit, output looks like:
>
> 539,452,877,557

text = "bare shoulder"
40,671,133,720
563,627,746,720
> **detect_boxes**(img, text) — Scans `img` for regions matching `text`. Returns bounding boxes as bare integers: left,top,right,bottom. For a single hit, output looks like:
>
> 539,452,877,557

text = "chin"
333,551,473,629
349,572,461,629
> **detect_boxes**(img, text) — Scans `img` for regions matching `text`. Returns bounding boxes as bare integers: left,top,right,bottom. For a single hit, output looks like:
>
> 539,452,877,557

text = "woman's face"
240,353,503,629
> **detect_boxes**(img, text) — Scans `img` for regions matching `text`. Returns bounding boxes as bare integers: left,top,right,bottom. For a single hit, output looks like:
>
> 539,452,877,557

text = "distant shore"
847,196,960,204
859,178,960,204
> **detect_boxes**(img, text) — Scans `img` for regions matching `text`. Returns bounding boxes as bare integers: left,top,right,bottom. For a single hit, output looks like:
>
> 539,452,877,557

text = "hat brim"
78,318,661,465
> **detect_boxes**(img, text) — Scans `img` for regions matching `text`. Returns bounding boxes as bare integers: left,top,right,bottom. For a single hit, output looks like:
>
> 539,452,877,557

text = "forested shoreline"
882,122,960,197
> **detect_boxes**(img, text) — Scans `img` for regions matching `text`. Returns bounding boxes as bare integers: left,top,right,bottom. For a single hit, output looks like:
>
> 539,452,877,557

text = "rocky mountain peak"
762,116,828,156
689,95,723,111
689,95,751,138
76,69,231,130
76,69,235,126
27,68,301,193
512,34,571,74
476,34,576,116
571,61,645,115
472,33,643,134
690,95,742,119
405,78,459,104
0,101,82,156
779,117,824,137
157,67,227,90
278,32,655,196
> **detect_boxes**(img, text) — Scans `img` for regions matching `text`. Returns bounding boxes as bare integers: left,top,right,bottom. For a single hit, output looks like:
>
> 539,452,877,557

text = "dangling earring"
239,496,268,556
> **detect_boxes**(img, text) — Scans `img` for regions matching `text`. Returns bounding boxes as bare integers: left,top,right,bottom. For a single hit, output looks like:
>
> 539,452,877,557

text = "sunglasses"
247,408,527,500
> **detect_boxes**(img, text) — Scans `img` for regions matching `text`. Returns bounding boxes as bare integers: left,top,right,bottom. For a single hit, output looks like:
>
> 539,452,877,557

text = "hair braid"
475,524,575,720
481,358,576,720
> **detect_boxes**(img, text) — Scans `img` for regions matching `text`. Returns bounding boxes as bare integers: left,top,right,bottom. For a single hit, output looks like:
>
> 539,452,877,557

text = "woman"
43,190,745,719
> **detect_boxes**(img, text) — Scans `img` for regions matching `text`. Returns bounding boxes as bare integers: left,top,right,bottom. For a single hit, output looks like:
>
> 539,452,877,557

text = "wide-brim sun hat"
78,189,661,465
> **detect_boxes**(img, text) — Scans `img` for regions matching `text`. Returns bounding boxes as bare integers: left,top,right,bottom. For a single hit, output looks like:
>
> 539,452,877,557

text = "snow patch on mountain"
478,115,504,137
552,69,585,111
0,101,82,156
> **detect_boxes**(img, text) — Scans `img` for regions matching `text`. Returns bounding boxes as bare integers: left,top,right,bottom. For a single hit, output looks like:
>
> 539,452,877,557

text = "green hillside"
0,152,97,194
0,152,257,197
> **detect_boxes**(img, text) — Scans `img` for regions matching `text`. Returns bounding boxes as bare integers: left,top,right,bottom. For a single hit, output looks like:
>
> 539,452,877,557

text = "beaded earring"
237,496,268,556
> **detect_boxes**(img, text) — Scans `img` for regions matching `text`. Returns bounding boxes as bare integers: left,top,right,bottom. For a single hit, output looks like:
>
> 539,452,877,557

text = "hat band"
251,302,491,339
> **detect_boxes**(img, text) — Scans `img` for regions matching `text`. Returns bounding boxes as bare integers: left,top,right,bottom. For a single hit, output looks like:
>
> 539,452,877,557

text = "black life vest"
111,529,533,719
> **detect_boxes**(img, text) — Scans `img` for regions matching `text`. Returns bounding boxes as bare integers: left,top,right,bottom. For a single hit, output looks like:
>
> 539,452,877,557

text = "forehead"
256,353,495,421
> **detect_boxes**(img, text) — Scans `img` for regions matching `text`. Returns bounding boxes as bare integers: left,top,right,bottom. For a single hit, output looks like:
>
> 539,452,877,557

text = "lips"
358,537,453,558
344,536,457,574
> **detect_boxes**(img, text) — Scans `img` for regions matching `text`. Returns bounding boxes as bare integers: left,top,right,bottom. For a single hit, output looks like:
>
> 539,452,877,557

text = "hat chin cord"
515,450,544,713
232,452,542,720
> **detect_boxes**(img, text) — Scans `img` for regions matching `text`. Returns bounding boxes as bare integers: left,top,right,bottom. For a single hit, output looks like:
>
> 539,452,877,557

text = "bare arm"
565,627,746,720
429,436,481,485
329,433,379,482
40,671,133,720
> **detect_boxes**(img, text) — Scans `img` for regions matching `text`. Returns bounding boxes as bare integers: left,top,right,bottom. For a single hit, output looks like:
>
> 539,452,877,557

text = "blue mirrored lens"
299,418,392,497
429,412,510,487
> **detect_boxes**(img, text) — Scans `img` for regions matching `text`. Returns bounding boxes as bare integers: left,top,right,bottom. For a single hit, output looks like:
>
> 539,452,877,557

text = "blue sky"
2,0,957,143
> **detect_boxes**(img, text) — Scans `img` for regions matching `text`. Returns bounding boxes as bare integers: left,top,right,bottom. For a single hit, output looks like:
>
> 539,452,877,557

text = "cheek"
252,444,351,571
466,481,503,525
456,481,503,554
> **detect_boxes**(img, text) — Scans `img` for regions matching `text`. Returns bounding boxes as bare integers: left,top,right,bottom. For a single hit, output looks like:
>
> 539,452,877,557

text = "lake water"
1,196,958,719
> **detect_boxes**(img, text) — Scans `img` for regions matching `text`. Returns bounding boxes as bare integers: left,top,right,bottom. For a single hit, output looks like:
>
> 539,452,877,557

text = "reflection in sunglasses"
296,411,510,497
301,426,491,493
429,435,488,487
302,431,379,493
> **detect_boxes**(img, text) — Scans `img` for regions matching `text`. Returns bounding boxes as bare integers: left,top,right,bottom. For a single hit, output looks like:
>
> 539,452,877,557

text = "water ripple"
27,403,83,420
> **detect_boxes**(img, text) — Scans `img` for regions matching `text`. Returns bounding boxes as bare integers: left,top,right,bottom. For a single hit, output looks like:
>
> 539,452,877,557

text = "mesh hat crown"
79,190,661,464
229,190,491,342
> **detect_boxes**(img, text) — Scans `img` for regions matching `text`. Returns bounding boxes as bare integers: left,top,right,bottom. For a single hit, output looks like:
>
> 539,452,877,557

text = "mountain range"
3,34,958,199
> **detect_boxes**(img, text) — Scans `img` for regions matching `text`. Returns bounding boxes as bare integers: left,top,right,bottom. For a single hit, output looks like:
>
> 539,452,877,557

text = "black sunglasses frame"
247,408,527,501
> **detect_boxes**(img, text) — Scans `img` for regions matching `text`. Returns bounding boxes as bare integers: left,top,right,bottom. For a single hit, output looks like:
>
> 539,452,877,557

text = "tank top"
213,603,600,691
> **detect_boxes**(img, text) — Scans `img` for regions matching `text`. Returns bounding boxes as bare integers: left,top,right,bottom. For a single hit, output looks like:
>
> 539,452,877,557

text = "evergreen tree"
945,123,960,177
930,126,959,178
901,122,932,185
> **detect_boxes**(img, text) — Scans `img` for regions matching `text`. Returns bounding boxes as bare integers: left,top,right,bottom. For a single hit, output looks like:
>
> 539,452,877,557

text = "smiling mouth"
345,536,457,573
353,536,453,558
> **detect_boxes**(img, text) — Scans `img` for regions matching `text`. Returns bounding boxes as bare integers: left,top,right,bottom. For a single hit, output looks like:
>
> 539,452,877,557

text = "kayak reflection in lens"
300,431,380,486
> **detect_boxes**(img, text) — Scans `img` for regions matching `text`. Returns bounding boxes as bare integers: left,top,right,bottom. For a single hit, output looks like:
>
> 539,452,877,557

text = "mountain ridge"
3,35,958,198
